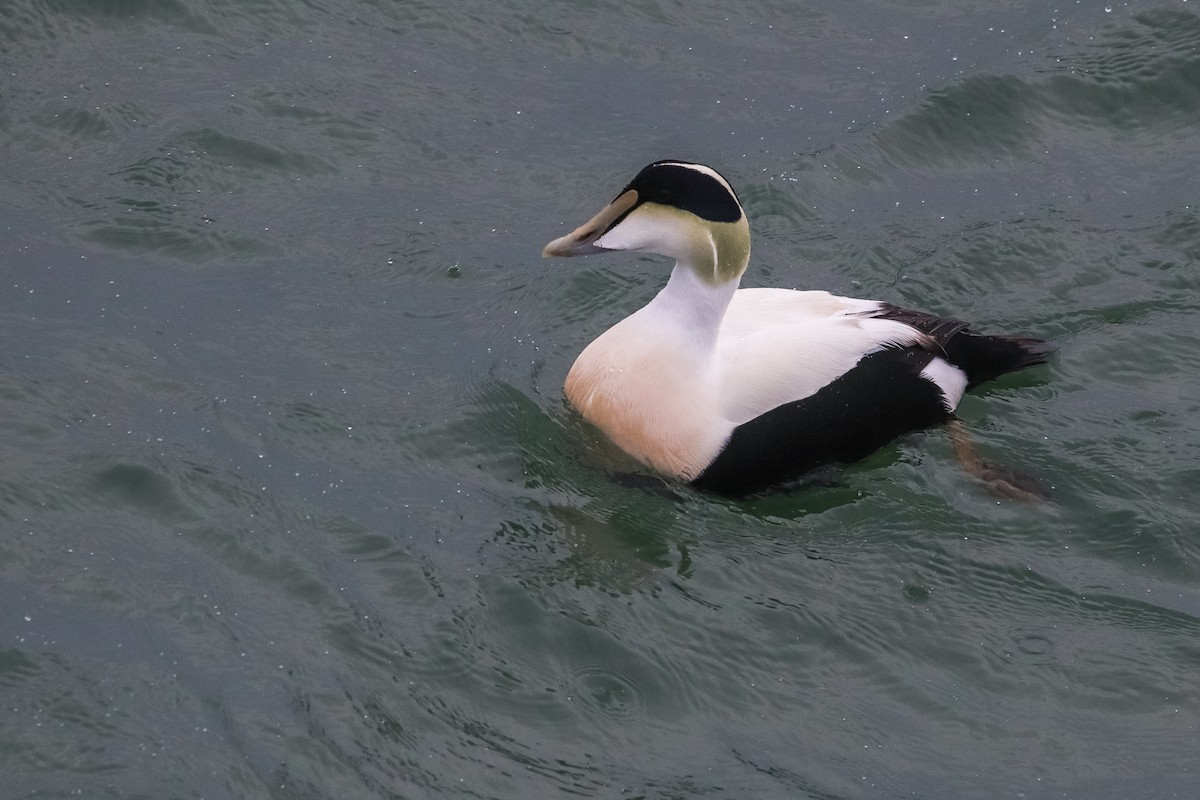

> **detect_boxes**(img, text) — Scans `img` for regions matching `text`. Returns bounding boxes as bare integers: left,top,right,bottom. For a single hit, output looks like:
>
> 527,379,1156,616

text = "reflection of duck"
544,161,1052,497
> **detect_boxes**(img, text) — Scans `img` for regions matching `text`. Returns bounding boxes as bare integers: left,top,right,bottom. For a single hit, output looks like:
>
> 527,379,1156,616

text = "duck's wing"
695,289,963,495
715,289,944,425
697,289,1051,496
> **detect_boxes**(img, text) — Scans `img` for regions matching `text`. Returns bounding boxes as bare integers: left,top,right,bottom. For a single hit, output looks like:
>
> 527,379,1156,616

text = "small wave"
876,8,1200,169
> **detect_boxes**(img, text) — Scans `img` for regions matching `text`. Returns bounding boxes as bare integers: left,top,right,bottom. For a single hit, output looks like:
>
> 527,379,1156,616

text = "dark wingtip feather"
999,335,1054,364
952,333,1054,389
867,302,1053,388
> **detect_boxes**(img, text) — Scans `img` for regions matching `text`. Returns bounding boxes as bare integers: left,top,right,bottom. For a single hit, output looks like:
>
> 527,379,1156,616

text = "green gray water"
3,1,1199,797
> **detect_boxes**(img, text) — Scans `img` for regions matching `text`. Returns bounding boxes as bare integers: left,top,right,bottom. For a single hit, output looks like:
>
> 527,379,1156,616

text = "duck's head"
542,160,751,285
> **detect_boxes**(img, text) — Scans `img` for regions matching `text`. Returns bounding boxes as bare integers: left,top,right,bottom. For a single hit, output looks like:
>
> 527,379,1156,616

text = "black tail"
944,332,1054,389
869,303,1053,390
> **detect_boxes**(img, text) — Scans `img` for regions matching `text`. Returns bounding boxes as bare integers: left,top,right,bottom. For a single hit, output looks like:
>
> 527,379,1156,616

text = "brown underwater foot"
947,419,1052,503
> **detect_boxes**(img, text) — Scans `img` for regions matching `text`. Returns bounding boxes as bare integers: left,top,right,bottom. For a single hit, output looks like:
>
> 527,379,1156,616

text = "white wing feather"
716,289,929,425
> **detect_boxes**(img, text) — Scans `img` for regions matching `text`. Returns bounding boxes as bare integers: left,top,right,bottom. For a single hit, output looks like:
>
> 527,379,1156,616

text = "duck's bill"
542,189,638,258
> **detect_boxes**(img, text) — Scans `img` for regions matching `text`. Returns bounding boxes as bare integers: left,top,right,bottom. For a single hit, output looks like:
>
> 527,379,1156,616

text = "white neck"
643,261,740,354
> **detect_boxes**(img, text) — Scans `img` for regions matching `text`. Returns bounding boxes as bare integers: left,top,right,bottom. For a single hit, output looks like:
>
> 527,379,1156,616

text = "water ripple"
561,664,645,721
876,8,1200,171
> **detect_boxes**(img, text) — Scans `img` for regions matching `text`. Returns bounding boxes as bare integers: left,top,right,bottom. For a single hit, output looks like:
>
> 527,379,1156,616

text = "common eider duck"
543,160,1052,497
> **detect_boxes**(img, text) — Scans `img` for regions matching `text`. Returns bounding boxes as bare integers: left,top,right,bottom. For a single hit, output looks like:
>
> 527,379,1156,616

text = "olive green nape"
708,216,752,285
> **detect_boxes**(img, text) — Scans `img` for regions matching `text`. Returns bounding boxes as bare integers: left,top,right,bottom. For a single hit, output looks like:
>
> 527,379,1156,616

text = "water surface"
2,1,1199,797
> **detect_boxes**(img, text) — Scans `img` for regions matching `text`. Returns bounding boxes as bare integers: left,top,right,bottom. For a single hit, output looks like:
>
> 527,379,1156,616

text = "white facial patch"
594,204,697,257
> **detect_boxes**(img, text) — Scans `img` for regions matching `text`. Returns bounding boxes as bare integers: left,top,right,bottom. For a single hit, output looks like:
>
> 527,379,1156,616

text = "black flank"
692,348,949,497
